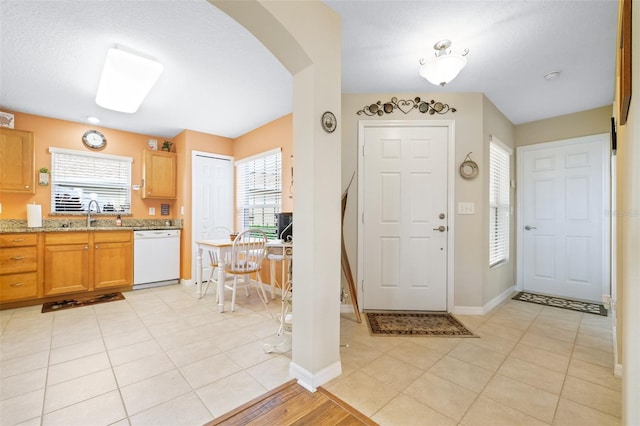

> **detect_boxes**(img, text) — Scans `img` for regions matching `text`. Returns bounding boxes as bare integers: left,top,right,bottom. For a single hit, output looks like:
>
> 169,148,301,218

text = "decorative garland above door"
356,96,457,116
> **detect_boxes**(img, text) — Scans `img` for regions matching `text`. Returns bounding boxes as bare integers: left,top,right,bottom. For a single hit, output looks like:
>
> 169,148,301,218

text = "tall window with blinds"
235,148,281,239
489,138,512,267
49,148,132,213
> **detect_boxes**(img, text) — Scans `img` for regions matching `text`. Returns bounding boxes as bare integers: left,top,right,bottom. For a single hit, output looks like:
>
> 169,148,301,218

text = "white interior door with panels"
358,120,454,312
192,151,234,283
517,134,610,302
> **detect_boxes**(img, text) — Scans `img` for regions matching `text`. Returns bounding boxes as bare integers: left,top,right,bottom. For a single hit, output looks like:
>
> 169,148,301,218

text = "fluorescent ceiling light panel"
95,46,163,113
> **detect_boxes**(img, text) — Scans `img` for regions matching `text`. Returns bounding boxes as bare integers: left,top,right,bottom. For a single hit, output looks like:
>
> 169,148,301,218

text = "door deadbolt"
433,226,446,232
439,213,446,219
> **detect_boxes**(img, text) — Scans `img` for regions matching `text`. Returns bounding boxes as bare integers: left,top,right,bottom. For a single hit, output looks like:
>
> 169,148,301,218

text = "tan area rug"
42,292,125,313
365,311,477,337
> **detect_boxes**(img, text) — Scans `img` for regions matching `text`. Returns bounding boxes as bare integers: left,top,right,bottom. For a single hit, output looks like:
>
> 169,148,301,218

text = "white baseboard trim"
180,279,193,287
452,306,484,315
340,304,354,314
452,286,515,316
484,285,516,313
289,360,342,392
614,363,623,378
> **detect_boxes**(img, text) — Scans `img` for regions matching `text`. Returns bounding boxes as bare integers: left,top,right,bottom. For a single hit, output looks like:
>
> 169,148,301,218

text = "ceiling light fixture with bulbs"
95,45,164,114
419,39,469,87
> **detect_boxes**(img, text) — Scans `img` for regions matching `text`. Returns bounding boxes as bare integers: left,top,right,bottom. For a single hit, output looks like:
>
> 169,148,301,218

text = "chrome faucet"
86,200,100,227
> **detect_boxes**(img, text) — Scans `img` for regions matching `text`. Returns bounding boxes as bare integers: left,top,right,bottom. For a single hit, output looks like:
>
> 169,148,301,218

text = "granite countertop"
0,219,183,234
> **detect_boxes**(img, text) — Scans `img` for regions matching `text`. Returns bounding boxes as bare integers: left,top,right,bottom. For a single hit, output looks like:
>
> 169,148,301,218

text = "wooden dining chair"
202,226,232,299
223,229,271,316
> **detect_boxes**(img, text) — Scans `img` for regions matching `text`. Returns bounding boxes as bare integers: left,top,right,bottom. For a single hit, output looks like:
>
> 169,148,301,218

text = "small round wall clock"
82,129,106,149
321,111,337,133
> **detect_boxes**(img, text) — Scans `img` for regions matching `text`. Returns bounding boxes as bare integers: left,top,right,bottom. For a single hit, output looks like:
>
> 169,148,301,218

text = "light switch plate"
149,207,156,215
458,202,475,215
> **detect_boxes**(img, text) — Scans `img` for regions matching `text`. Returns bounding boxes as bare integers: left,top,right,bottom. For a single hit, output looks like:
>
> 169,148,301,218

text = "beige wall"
614,0,639,422
514,105,611,147
341,92,515,311
482,96,516,306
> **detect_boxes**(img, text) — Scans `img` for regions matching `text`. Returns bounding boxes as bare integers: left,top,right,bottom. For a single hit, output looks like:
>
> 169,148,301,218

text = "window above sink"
49,147,132,214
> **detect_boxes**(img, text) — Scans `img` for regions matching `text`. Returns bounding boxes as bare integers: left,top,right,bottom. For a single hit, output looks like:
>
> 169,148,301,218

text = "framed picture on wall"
619,0,632,125
147,139,158,150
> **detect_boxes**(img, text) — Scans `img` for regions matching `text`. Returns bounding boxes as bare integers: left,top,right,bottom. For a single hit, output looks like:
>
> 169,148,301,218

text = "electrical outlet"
149,207,156,215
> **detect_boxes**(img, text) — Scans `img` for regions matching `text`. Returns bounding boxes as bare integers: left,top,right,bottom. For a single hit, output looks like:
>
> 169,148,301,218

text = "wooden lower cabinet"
0,233,40,303
1,230,133,308
94,231,133,289
43,238,91,296
43,231,132,296
0,272,38,302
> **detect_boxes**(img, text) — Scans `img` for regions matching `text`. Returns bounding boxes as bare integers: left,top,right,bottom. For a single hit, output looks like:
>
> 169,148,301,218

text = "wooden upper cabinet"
0,128,35,193
142,150,177,199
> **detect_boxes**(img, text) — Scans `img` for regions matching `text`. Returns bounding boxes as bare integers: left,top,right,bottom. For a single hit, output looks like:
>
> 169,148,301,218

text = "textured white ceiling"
0,0,618,138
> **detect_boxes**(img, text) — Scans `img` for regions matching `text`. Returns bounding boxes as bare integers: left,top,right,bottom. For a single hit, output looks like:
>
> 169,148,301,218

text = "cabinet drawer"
45,232,89,245
0,246,37,273
94,231,132,243
0,272,38,302
0,234,38,247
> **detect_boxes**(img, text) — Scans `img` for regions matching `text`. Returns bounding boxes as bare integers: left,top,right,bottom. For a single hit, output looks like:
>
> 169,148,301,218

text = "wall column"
210,0,343,390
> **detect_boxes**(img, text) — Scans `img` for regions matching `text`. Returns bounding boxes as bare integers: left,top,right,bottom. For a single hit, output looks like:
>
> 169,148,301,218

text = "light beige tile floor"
0,285,290,426
330,297,622,426
0,286,621,425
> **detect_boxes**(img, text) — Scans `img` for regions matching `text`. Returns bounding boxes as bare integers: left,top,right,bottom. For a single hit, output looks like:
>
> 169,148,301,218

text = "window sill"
490,259,509,269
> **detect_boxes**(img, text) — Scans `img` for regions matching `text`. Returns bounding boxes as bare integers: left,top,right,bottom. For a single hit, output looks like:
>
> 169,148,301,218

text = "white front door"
360,122,450,311
518,134,610,302
192,151,234,282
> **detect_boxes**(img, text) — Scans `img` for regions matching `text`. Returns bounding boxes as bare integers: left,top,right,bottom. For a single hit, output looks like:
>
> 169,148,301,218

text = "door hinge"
362,145,365,157
362,212,365,224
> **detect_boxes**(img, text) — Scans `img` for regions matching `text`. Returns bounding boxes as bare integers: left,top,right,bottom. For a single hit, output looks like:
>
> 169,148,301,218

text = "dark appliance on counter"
276,212,293,242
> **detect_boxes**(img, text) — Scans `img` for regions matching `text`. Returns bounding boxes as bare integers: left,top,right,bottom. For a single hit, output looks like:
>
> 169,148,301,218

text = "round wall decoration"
82,129,107,149
321,111,337,133
459,152,478,179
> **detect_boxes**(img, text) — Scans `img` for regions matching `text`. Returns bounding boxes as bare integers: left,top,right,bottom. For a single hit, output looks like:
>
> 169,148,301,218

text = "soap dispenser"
116,214,122,227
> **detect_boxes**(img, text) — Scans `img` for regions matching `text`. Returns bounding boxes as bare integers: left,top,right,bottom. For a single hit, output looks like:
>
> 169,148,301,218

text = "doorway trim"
515,133,611,298
357,119,456,312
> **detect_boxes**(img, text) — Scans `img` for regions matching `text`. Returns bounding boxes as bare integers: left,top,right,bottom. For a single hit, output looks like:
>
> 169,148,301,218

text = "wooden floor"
207,380,378,426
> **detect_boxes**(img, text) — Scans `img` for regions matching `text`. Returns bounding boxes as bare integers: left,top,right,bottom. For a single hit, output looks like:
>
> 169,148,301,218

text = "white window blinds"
235,148,281,238
489,138,512,266
49,148,132,213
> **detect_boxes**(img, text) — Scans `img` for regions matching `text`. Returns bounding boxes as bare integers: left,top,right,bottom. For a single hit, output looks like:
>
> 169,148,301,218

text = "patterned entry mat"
365,311,477,337
42,292,125,313
512,291,607,316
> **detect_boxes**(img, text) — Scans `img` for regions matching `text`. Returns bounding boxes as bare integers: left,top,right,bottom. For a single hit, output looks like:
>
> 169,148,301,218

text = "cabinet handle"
25,185,30,189
84,246,89,250
10,256,25,261
9,282,23,287
11,238,24,242
95,245,99,249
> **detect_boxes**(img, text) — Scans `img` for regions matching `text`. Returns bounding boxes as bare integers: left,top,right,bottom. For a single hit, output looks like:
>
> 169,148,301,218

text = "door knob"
433,226,446,232
525,225,537,231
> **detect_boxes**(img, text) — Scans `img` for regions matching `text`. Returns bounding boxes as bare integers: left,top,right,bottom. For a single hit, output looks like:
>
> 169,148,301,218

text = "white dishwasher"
133,230,180,289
